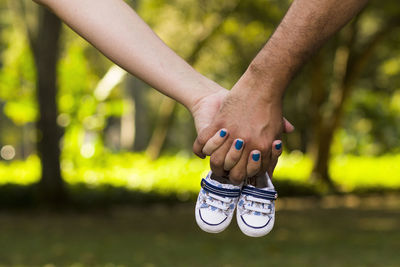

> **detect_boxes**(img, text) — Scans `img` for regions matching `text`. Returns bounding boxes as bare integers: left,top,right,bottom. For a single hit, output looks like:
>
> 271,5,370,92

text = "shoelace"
204,192,232,212
243,195,272,214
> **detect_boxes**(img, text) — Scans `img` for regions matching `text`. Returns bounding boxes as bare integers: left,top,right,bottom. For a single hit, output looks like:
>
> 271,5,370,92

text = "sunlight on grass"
0,152,399,194
331,154,400,190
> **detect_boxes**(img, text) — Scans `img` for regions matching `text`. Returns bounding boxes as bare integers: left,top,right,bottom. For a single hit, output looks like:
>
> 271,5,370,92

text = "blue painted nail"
235,140,243,150
220,130,227,138
275,142,282,150
252,153,260,162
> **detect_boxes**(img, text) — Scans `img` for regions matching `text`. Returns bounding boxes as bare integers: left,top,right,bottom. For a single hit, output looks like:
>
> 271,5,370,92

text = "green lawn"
1,195,399,267
1,153,400,195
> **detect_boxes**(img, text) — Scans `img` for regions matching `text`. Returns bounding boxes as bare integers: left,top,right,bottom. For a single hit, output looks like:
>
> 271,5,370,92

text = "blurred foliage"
1,0,399,154
0,0,399,198
0,11,36,126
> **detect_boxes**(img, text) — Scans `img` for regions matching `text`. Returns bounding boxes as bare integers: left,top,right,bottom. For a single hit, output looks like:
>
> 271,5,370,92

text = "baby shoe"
236,174,277,237
195,172,242,233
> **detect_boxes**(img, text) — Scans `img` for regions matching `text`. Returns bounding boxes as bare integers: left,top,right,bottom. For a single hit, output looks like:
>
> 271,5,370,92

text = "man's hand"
192,76,294,184
190,84,293,182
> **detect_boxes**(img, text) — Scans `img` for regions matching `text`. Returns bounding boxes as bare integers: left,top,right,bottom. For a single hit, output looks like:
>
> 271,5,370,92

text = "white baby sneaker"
195,172,241,233
236,174,277,237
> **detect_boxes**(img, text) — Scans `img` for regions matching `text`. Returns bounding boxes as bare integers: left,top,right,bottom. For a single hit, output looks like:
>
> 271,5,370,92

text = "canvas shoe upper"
236,175,277,237
195,172,241,233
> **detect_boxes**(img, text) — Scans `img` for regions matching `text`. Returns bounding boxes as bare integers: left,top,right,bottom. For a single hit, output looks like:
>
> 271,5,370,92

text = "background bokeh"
0,0,399,266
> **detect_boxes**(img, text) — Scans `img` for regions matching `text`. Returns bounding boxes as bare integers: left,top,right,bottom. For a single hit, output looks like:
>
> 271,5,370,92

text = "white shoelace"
243,195,272,214
204,192,232,212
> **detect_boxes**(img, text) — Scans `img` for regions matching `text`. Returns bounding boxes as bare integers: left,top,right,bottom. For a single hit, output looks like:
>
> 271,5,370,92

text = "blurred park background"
0,0,399,266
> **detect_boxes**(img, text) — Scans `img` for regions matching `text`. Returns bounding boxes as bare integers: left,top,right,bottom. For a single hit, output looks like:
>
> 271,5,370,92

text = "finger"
193,139,206,159
283,118,295,133
210,140,233,176
260,145,273,177
246,150,261,177
228,148,250,185
223,139,244,171
202,129,229,156
247,172,268,188
267,140,283,178
193,125,220,159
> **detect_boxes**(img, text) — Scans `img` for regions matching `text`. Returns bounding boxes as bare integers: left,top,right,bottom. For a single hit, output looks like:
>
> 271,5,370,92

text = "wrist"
233,34,304,103
184,77,225,114
231,66,285,105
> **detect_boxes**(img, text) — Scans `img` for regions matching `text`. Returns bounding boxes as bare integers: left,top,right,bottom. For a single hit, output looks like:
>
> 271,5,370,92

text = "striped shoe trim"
201,178,241,198
241,186,278,201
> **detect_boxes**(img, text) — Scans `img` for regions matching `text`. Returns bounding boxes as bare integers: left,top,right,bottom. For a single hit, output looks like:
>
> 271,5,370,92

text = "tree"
29,6,65,203
7,1,65,202
307,12,400,189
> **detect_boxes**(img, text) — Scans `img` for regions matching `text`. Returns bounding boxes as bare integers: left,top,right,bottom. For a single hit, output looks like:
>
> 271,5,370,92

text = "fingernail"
235,140,243,150
275,142,282,150
252,153,260,162
220,129,227,138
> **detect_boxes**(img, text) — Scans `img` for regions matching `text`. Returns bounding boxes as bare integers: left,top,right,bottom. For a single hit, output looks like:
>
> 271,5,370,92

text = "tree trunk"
308,51,337,189
308,51,327,155
130,76,151,151
32,8,66,204
145,97,176,159
310,118,338,189
308,16,397,190
309,22,353,189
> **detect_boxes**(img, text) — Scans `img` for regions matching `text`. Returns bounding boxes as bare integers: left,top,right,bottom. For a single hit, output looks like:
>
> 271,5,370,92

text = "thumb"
283,117,295,133
267,140,283,178
192,125,220,159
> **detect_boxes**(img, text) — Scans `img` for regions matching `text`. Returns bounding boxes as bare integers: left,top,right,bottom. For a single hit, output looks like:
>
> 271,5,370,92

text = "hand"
192,79,294,184
191,87,264,177
191,87,228,134
203,132,284,180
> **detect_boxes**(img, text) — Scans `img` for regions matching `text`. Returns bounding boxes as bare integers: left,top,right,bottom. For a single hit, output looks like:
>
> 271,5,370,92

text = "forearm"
237,0,369,100
34,0,219,111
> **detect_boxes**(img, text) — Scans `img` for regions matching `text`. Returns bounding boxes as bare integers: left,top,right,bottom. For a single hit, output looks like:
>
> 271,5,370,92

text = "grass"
1,152,400,196
0,195,399,267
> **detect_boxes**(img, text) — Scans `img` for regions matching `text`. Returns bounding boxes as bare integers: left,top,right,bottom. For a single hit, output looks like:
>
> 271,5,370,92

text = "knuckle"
230,153,241,163
229,170,246,184
210,156,224,168
259,143,269,153
197,134,209,146
224,162,233,171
